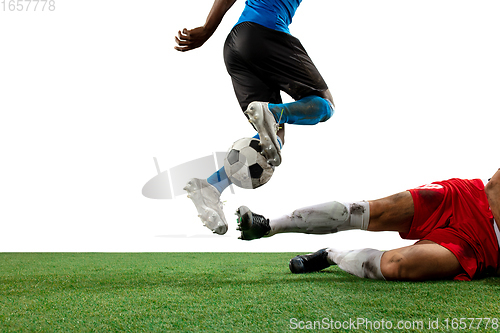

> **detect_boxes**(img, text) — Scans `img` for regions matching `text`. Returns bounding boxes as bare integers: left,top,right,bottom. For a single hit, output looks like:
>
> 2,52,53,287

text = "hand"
174,27,213,52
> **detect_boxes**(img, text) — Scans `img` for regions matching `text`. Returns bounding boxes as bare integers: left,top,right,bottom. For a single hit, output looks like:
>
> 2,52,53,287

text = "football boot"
244,102,282,166
184,178,228,235
236,206,271,240
289,248,332,274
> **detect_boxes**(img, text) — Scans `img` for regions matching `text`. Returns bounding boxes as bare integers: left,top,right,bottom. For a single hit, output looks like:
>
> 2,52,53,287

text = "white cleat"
244,101,282,166
183,178,228,235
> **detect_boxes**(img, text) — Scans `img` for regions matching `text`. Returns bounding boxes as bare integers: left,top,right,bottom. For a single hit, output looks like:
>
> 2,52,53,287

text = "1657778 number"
1,0,55,11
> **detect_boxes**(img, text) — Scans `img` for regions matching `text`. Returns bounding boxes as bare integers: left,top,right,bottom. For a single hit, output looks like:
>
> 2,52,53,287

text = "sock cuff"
328,248,385,280
206,168,230,194
348,201,370,230
267,102,281,123
368,249,386,280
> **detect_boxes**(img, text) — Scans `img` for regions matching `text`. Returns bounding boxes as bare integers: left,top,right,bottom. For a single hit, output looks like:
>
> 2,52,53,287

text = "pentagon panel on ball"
224,137,274,189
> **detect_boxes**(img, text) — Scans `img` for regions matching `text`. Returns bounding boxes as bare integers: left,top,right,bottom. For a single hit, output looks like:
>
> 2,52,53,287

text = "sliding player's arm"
485,168,500,229
174,0,237,52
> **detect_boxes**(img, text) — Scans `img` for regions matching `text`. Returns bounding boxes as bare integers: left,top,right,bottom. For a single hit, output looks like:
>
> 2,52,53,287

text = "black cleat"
236,206,271,240
289,248,332,274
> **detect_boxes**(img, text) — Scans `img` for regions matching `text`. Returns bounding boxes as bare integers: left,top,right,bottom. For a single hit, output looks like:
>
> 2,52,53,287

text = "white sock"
326,248,385,280
268,201,370,236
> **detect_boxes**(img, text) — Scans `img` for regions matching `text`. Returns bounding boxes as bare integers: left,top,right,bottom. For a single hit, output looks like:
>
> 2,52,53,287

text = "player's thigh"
227,70,286,141
367,191,414,233
380,240,463,281
224,28,282,111
228,73,282,112
229,22,329,103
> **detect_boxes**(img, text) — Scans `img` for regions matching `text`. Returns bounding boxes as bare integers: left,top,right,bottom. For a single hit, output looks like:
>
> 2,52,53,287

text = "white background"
1,0,499,252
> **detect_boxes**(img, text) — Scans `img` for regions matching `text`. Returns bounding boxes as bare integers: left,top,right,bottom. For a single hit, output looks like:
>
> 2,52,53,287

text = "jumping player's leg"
183,127,284,234
185,22,331,233
225,22,333,166
203,22,289,196
243,95,333,166
183,178,228,235
267,94,334,125
183,25,285,234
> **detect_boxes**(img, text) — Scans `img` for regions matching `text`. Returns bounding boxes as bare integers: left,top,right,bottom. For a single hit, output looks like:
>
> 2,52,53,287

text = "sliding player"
175,0,334,235
236,169,500,281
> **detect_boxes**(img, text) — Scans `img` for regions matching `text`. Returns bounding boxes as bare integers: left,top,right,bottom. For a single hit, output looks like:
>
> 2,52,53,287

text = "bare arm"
174,0,237,52
485,168,500,229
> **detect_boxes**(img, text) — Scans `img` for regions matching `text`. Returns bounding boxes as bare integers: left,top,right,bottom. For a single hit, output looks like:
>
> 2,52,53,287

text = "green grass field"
1,253,500,332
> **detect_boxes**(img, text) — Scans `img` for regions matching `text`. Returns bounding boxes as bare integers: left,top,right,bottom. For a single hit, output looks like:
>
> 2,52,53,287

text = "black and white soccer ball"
224,137,274,189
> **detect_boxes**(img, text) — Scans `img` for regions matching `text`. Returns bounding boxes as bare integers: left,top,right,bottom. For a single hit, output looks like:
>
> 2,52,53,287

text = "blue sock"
207,167,231,194
268,95,334,125
207,134,283,194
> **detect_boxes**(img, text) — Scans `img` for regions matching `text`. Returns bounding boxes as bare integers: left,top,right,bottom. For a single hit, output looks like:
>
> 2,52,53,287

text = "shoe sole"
236,206,251,229
235,206,255,240
184,179,228,235
244,103,282,166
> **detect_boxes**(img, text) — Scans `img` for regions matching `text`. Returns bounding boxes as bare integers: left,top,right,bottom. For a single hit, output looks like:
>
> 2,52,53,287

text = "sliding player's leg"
286,190,440,278
380,240,463,280
290,247,386,280
485,168,500,228
365,191,415,233
236,191,415,240
289,241,463,281
289,178,496,281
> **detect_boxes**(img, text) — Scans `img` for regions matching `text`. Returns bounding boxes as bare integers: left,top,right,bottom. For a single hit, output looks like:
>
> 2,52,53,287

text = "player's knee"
485,172,500,198
320,89,334,106
321,99,334,122
380,252,413,281
314,91,334,122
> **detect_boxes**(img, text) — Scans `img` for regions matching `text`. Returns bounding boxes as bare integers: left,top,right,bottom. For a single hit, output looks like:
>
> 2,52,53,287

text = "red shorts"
401,178,498,281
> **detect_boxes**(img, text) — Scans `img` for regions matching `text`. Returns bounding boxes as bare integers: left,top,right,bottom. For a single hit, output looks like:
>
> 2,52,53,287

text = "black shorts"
223,21,329,111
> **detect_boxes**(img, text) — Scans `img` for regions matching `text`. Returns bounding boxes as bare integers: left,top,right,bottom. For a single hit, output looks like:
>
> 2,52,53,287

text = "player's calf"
268,201,370,236
268,95,334,125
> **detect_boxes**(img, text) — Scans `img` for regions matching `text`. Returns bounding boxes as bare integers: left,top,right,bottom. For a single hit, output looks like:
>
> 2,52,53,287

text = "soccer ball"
224,137,274,189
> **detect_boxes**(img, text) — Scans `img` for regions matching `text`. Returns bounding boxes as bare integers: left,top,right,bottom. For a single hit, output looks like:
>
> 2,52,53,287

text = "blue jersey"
235,0,302,34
